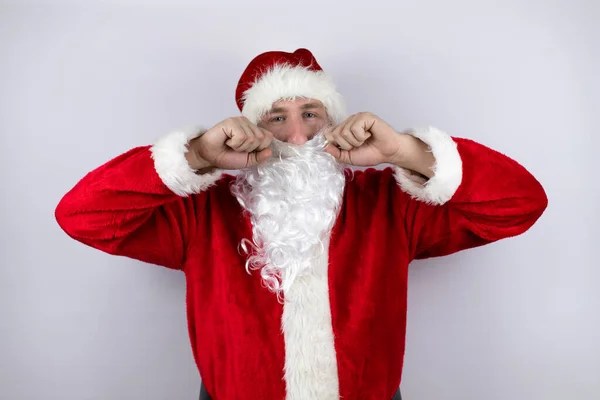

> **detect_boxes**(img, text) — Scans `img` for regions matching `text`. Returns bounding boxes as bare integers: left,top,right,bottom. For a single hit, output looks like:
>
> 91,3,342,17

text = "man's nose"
285,118,309,145
287,133,308,145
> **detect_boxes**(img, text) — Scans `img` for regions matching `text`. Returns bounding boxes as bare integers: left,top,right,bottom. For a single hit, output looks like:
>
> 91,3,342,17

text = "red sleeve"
55,128,223,270
391,127,548,260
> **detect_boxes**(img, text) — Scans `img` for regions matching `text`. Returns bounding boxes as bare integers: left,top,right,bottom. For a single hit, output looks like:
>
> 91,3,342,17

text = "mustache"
268,128,330,159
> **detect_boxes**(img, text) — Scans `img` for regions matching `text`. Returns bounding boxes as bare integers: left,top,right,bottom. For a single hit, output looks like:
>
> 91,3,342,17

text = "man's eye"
270,116,285,122
304,112,316,118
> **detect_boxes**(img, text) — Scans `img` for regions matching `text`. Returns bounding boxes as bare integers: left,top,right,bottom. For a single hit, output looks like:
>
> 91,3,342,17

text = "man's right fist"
185,117,274,171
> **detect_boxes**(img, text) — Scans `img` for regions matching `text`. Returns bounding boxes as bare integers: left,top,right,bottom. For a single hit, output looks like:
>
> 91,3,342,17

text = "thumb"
325,144,350,164
251,148,273,166
325,144,341,160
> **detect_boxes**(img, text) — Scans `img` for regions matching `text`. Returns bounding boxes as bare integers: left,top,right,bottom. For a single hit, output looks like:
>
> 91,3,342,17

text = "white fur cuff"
150,127,223,197
393,126,462,205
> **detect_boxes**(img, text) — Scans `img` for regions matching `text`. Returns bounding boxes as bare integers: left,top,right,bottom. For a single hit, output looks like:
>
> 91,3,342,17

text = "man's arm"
323,112,547,258
55,127,223,270
56,117,275,268
390,126,548,259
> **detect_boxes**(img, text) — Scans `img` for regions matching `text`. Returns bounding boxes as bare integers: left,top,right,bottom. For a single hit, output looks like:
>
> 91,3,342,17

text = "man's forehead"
268,98,326,113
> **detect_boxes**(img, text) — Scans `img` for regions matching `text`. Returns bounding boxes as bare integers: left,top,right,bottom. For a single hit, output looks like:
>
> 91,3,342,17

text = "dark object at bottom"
199,383,402,399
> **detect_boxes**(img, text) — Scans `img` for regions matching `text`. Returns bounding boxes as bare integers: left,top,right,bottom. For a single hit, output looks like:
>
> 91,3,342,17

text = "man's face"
257,98,329,145
233,97,344,295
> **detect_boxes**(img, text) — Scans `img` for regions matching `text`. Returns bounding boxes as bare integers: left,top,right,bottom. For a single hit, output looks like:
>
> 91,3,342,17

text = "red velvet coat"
55,126,547,400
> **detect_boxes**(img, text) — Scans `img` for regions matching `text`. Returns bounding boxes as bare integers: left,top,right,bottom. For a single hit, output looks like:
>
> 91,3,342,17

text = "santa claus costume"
55,48,548,400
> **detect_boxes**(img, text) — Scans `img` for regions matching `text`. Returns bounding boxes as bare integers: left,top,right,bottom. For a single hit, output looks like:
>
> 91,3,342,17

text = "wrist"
185,137,213,171
388,133,414,166
390,133,435,178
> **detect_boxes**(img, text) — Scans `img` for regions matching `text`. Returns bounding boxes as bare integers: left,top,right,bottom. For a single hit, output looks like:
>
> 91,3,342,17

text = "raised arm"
56,117,275,269
392,127,548,259
55,127,223,269
322,113,547,259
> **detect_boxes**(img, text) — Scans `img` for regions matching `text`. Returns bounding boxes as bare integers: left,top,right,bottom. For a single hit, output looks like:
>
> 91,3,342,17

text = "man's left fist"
323,112,404,167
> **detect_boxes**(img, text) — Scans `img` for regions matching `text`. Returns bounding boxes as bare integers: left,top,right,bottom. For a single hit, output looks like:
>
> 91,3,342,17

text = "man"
55,48,548,400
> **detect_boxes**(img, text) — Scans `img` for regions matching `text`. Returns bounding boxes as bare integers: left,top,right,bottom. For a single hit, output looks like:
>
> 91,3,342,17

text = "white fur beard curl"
230,131,345,299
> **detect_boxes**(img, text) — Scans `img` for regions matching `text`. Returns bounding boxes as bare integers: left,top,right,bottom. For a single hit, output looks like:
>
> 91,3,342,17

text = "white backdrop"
1,1,598,399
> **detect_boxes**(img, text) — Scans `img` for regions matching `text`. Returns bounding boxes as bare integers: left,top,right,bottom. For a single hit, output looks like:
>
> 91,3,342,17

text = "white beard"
230,132,345,298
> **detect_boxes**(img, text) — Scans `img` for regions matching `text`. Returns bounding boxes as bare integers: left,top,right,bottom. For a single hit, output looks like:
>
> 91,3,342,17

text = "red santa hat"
235,48,347,125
